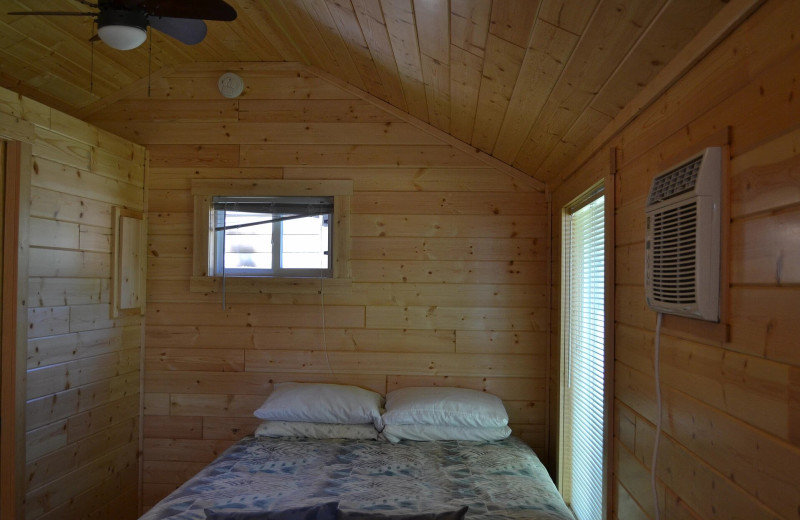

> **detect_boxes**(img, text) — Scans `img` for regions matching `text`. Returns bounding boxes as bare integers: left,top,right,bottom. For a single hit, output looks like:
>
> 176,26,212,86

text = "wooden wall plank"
28,217,79,249
146,302,365,329
730,125,800,219
471,34,525,152
414,0,451,130
324,0,389,102
31,127,91,170
589,0,728,120
30,186,112,227
514,0,667,176
202,416,263,440
91,148,145,186
144,370,272,395
492,20,579,163
149,275,546,309
449,0,491,58
144,72,360,101
4,85,147,520
551,3,800,519
26,372,140,431
24,444,138,520
145,324,456,353
66,394,140,442
730,207,800,285
28,249,110,279
244,350,546,377
27,325,139,370
31,157,143,210
351,191,546,215
142,416,203,440
381,0,429,122
26,417,137,490
167,395,264,418
148,144,240,168
33,464,139,520
89,99,239,123
27,348,139,400
619,366,795,519
239,144,482,168
26,422,67,463
616,323,792,441
448,45,484,143
365,305,546,331
350,259,548,284
144,348,245,372
456,330,548,355
351,236,546,261
91,121,444,146
350,0,409,111
238,99,401,123
86,63,550,514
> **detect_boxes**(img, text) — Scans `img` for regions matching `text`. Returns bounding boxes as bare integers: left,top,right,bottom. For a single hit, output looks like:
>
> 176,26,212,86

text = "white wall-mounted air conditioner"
645,147,722,322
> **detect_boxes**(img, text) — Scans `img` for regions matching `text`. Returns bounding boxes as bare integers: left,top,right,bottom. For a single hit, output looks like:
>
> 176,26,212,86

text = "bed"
139,384,575,520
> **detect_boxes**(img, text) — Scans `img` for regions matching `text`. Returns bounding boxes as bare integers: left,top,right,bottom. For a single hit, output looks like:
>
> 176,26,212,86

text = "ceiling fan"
8,0,237,50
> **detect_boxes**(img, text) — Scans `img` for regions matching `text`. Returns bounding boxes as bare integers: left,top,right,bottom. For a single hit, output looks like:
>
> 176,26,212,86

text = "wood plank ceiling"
0,0,730,184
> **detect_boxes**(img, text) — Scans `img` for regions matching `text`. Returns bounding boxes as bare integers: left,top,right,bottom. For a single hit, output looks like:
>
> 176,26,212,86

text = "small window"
212,196,333,278
190,179,352,292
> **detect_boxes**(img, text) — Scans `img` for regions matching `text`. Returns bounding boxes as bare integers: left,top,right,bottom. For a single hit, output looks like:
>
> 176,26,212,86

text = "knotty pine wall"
85,63,550,509
0,87,146,519
550,1,800,518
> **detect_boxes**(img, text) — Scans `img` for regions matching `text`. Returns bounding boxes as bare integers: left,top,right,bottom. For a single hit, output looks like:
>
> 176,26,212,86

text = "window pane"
222,211,272,270
281,215,329,269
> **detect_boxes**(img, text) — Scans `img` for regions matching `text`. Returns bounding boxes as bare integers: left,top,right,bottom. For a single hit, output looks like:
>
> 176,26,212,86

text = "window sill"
189,276,352,295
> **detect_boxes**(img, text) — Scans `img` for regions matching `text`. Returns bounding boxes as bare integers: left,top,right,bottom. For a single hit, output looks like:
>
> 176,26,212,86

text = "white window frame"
559,180,611,520
212,196,333,278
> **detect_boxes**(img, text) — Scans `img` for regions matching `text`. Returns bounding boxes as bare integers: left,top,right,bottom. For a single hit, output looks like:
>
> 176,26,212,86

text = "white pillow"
381,387,508,428
255,421,379,440
253,382,383,424
381,424,511,443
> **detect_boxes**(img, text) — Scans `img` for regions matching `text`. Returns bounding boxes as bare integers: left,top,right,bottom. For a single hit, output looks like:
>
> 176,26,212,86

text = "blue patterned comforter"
140,436,574,520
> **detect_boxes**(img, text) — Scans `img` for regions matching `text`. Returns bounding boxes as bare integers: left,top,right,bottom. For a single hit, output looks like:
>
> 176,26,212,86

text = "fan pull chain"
147,27,152,97
90,39,94,94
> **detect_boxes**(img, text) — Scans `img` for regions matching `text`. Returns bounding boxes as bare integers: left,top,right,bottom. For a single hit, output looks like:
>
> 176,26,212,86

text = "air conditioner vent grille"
650,201,697,305
647,156,702,206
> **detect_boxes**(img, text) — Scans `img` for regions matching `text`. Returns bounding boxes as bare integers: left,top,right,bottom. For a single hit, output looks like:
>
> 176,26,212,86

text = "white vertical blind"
562,193,605,520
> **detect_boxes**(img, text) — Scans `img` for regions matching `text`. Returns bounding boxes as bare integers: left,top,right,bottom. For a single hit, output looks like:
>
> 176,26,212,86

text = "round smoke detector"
218,72,244,98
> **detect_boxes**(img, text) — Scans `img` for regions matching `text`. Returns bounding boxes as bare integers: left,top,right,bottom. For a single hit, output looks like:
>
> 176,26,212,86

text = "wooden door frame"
1,137,32,520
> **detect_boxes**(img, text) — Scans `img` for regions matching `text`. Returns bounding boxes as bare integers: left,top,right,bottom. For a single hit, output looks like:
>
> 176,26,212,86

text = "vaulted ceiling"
0,0,732,184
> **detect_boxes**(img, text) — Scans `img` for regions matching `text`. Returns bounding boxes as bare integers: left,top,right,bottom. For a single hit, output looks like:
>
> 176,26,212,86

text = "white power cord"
319,277,335,378
651,312,664,520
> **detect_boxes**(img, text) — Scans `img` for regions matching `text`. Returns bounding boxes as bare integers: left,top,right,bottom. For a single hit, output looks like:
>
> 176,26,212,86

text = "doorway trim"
1,132,32,519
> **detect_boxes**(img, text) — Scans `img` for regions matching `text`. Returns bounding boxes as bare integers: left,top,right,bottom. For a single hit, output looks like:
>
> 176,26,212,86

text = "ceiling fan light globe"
97,9,149,51
98,25,147,50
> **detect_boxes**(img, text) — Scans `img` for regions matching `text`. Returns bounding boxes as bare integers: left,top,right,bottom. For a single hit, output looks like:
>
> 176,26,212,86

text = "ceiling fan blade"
149,16,207,45
7,11,96,16
140,0,236,21
104,0,144,7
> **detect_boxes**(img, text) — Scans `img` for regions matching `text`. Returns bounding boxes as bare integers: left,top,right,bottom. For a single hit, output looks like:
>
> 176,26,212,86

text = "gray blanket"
139,436,574,520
